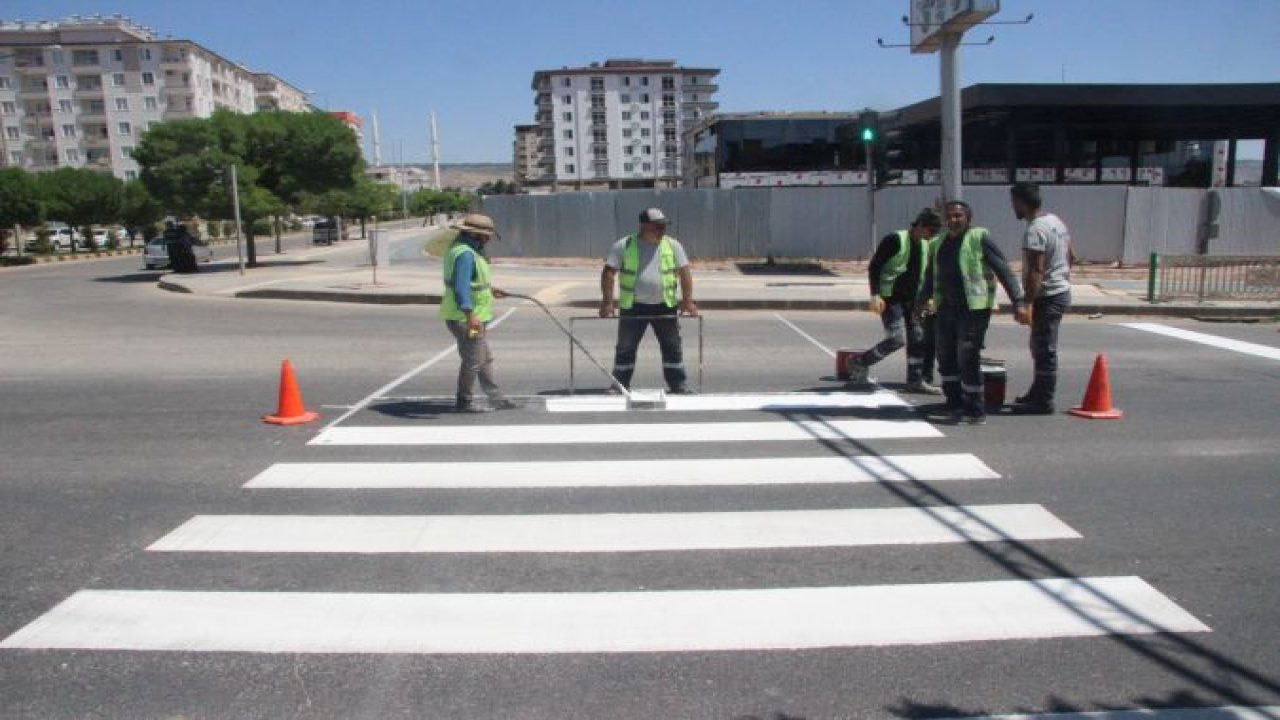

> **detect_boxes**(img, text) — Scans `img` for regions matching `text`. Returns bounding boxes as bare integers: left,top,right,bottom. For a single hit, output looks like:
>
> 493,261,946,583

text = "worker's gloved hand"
599,300,617,318
680,299,700,317
492,288,508,299
466,315,484,338
869,296,886,315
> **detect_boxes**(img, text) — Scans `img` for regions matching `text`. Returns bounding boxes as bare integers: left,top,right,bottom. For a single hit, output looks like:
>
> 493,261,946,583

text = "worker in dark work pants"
919,201,1030,425
1010,182,1073,414
847,208,942,394
599,208,698,394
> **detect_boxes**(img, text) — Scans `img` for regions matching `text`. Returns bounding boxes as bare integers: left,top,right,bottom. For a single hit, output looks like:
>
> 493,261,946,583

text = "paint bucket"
836,350,864,381
981,357,1007,410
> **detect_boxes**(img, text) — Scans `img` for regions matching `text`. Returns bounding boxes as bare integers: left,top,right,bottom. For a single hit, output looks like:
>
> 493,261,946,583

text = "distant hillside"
402,163,512,191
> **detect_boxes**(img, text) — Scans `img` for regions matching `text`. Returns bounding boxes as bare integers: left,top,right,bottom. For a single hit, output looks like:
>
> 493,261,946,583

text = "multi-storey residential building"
253,73,308,113
529,58,719,190
512,123,539,187
0,15,309,180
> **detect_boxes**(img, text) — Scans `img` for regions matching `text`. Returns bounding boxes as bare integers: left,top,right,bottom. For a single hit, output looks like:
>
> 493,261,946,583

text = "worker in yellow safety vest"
847,208,944,394
439,214,518,413
918,201,1030,425
599,208,698,394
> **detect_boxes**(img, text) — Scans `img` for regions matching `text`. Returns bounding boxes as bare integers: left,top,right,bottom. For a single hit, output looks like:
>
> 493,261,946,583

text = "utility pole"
430,111,441,191
371,110,382,167
230,164,245,276
939,32,962,202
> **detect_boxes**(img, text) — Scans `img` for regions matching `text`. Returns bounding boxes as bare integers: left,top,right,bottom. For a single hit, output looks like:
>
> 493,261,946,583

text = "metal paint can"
836,350,864,381
981,358,1007,410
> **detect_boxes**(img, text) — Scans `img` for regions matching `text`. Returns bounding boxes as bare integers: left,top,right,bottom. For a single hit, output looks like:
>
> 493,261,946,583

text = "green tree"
343,180,399,237
119,180,163,248
37,168,123,253
0,167,43,254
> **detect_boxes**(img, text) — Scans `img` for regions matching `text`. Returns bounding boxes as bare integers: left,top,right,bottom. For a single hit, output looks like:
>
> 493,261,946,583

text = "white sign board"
911,0,1001,54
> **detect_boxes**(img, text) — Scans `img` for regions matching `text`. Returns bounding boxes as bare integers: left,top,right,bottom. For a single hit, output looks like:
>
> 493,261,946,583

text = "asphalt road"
1,254,1278,719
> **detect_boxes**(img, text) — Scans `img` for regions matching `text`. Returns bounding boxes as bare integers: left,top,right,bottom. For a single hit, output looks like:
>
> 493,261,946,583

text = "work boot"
904,379,943,395
1012,401,1055,415
489,397,521,411
668,386,696,395
845,362,870,386
962,393,987,425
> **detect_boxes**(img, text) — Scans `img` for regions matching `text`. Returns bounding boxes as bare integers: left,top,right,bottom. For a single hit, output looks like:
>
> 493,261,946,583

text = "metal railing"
567,315,705,394
1147,253,1280,302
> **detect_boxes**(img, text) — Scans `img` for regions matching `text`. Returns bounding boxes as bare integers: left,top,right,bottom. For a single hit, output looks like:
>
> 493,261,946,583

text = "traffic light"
875,126,905,189
857,110,880,145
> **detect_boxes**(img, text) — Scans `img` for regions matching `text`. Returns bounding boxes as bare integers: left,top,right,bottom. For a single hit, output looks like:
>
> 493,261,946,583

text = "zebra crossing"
1,389,1210,658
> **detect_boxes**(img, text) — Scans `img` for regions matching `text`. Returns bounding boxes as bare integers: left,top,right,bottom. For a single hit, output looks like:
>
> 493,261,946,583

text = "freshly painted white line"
309,419,942,446
1122,322,1280,362
0,577,1209,654
774,313,837,357
951,708,1280,720
545,391,909,413
321,307,519,429
245,454,1000,489
148,504,1075,554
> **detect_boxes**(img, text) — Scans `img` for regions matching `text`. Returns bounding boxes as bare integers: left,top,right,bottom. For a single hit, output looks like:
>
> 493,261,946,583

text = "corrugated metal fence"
483,185,1279,263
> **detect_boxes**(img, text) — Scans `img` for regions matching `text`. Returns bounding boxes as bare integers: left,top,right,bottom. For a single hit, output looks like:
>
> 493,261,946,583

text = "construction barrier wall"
482,186,1280,264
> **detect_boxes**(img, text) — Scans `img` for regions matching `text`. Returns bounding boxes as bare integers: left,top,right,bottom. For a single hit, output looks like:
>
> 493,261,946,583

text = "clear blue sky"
7,0,1278,162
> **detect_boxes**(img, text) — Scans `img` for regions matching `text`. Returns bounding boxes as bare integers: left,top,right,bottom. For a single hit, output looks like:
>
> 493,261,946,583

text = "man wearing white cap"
599,208,698,394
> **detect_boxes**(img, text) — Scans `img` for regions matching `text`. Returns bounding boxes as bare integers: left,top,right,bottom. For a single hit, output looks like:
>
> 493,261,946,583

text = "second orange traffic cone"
263,359,319,425
1069,353,1123,420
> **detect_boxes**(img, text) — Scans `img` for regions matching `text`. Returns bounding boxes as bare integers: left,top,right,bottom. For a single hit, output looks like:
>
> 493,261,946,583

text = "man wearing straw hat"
439,213,518,413
599,208,698,394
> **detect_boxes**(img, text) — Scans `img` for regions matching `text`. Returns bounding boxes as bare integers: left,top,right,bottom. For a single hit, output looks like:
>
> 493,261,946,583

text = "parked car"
29,227,81,251
143,237,213,270
311,217,345,244
84,230,111,249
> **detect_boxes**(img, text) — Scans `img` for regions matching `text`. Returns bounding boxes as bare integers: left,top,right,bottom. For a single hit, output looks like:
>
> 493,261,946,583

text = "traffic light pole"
865,138,877,251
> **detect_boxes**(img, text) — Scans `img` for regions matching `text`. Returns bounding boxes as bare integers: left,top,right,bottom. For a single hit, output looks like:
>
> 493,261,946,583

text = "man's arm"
678,266,698,316
599,265,617,317
1022,248,1046,302
866,233,898,313
982,236,1030,324
450,252,483,335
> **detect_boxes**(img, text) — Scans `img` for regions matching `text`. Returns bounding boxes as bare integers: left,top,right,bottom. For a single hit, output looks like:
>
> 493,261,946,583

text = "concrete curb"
155,281,1276,320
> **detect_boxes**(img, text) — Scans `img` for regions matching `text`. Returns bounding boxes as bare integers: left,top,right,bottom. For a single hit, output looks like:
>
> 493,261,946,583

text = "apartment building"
0,15,309,180
512,123,539,187
528,58,719,190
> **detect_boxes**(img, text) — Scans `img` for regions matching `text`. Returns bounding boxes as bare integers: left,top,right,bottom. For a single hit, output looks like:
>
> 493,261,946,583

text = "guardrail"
1146,253,1280,302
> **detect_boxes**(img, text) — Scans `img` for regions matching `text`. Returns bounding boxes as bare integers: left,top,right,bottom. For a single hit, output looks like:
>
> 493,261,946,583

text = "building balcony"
683,83,718,93
73,87,104,99
18,85,51,98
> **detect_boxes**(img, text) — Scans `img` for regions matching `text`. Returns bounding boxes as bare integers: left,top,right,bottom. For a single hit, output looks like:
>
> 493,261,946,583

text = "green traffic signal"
861,127,875,143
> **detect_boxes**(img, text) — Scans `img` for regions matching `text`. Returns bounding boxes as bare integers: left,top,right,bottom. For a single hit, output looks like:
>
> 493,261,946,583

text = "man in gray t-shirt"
600,208,698,393
1010,182,1072,413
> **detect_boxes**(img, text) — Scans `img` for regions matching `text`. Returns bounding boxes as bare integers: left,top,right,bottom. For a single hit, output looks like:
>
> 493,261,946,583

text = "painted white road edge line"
321,307,519,430
545,392,909,413
147,504,1078,554
309,419,942,446
245,453,1000,489
0,577,1209,654
773,313,837,357
1122,322,1280,362
949,708,1280,720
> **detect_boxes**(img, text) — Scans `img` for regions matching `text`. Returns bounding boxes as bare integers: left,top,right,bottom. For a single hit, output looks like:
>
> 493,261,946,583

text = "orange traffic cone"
1069,353,1123,420
263,359,319,425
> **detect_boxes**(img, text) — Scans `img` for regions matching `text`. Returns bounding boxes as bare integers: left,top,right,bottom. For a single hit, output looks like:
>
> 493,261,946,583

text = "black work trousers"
1027,290,1071,404
612,303,687,391
935,302,992,414
860,299,935,384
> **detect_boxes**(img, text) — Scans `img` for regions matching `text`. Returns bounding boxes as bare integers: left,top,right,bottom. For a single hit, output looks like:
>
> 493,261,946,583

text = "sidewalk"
158,230,1279,320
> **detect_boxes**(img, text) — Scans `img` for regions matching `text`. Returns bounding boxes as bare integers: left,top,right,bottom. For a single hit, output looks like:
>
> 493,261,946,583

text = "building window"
55,75,70,89
591,111,606,125
0,78,8,89
562,112,572,122
144,96,158,110
58,99,73,113
50,50,65,65
662,76,674,90
565,147,574,156
643,145,652,155
121,146,133,158
561,94,571,105
61,124,76,138
640,128,651,138
115,98,129,111
590,76,604,91
5,127,19,140
564,163,575,173
66,148,80,163
72,50,99,66
9,151,22,165
112,49,124,62
624,163,634,172
642,162,652,172
620,94,631,104
663,128,677,141
117,121,132,136
641,111,650,120
622,128,632,138
142,71,155,85
112,73,125,87
640,94,650,103
689,76,698,85
621,112,631,121
662,93,675,108
561,77,570,87
641,77,649,86
624,77,631,86
141,48,152,61
146,122,156,132
590,94,605,110
562,129,573,139
691,94,698,102
0,102,15,115
125,170,138,180
624,146,634,156
592,128,607,143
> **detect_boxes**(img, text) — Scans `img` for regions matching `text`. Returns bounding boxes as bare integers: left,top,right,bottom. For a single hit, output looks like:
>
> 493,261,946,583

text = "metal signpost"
229,164,245,276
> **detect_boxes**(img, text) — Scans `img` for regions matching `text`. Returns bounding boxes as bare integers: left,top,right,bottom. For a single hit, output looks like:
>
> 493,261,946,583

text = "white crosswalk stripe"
310,418,942,446
0,577,1208,654
244,453,1001,489
544,391,909,413
147,504,1081,553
